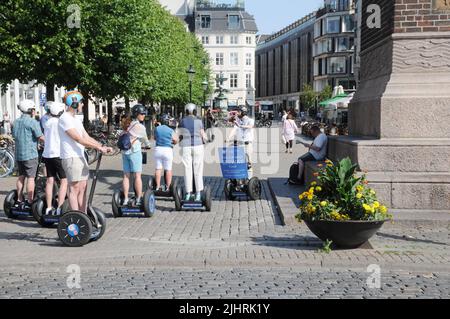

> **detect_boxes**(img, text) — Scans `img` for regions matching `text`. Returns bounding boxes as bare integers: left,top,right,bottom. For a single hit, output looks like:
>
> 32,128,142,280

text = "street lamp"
202,78,209,126
186,65,196,103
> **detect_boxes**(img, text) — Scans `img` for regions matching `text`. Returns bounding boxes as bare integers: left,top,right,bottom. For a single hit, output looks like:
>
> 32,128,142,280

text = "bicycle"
0,135,15,178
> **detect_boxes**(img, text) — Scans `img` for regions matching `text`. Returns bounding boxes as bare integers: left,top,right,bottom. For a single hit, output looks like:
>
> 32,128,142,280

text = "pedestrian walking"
282,113,299,154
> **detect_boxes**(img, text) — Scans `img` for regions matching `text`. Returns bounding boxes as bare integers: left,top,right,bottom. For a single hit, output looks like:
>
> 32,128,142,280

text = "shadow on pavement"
250,235,322,251
376,232,449,246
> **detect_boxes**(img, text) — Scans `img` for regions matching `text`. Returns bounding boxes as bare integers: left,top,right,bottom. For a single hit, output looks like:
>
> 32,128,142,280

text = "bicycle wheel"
0,150,14,178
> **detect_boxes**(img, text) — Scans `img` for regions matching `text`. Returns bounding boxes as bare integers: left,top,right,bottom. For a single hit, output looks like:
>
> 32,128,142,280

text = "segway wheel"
31,198,56,227
112,191,124,218
89,208,107,242
203,186,212,212
3,190,17,219
143,190,156,218
57,212,93,247
148,176,156,191
224,180,236,201
174,186,183,211
248,177,262,201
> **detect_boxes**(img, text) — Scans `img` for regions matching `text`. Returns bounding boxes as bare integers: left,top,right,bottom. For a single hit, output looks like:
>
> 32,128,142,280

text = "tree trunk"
83,97,90,129
107,99,113,133
125,96,130,114
46,83,55,101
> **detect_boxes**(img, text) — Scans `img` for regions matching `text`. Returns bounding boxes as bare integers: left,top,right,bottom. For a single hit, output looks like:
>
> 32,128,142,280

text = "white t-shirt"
59,112,85,159
238,116,255,143
124,120,149,155
43,117,61,159
310,133,328,160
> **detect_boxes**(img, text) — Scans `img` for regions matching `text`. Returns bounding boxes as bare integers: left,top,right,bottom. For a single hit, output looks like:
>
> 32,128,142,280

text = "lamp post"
202,78,209,127
186,65,196,103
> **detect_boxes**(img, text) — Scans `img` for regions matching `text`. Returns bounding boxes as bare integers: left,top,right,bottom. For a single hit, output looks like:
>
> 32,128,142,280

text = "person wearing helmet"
42,102,68,215
59,90,112,213
120,104,152,206
153,114,178,191
12,100,45,209
178,103,208,202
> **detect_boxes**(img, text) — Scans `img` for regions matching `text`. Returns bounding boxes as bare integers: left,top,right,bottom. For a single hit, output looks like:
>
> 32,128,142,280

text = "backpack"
117,123,137,151
287,163,304,185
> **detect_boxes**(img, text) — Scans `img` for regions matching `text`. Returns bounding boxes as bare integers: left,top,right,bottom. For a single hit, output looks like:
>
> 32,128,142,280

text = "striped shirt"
12,114,43,161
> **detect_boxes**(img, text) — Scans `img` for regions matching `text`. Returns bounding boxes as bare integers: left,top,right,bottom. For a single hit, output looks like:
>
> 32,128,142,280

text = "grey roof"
194,9,258,33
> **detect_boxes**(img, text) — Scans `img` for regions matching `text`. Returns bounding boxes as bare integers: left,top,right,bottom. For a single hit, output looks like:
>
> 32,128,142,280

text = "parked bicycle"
0,135,15,178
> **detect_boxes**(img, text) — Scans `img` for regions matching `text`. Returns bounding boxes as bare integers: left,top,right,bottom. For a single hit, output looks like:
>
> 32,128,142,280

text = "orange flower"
313,172,319,177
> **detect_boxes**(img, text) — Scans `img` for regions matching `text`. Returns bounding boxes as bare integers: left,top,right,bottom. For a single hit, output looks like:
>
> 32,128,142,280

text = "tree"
318,85,333,103
300,84,317,111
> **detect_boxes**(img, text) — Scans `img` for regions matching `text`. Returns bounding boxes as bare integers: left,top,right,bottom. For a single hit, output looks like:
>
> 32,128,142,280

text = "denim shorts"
122,151,142,173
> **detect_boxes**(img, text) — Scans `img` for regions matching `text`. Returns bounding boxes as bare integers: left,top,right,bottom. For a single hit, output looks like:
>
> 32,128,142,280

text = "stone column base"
305,136,450,212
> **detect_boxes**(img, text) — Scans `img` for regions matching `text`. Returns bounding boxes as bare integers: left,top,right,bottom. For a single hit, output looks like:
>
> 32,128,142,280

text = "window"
246,36,252,44
230,74,238,88
328,57,346,74
246,53,252,66
339,0,350,11
201,15,211,29
230,35,238,44
342,15,355,33
230,52,239,66
228,15,240,29
327,16,340,34
246,74,252,88
202,36,209,45
335,37,353,52
314,20,322,38
216,53,224,66
216,36,224,44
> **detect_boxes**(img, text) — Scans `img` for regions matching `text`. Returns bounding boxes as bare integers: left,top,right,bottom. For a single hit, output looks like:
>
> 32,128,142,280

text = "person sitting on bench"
297,125,328,183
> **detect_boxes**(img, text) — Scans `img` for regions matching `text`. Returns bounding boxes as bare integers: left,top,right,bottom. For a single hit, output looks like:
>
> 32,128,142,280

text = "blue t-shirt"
179,116,204,147
12,114,43,161
155,125,174,148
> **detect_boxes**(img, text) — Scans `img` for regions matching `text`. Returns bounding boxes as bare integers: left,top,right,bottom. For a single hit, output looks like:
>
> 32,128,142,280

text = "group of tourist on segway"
4,93,260,247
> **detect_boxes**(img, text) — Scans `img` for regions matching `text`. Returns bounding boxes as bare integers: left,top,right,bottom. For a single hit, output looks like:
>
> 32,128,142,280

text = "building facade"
194,0,258,109
255,13,315,114
313,0,357,92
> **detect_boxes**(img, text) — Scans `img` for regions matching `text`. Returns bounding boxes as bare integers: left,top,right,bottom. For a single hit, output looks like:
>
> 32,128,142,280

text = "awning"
322,93,354,110
319,94,348,106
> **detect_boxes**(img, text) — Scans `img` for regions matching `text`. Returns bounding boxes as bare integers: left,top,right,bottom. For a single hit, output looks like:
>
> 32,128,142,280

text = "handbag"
117,123,138,151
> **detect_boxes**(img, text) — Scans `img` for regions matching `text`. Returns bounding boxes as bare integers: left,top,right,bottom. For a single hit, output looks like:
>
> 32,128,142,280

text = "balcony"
195,0,245,11
316,2,355,18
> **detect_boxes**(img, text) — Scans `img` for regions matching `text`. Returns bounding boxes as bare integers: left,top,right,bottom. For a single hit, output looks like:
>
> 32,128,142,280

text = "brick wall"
394,0,450,33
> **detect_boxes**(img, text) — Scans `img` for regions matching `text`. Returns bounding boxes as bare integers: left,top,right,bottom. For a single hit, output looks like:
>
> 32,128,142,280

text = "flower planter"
304,220,387,249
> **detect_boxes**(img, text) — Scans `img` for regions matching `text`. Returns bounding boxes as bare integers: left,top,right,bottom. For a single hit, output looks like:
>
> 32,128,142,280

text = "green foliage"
296,158,392,222
319,240,333,254
318,85,333,103
300,84,316,110
0,0,210,105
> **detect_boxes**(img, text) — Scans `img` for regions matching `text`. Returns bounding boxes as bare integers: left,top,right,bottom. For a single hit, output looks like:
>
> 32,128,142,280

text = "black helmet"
131,104,147,119
161,114,171,126
239,106,248,117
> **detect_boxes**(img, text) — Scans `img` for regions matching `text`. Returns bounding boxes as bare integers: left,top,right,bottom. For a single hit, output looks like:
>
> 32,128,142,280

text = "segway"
3,155,45,220
111,180,156,218
112,147,156,218
148,174,177,201
56,154,108,247
220,144,262,201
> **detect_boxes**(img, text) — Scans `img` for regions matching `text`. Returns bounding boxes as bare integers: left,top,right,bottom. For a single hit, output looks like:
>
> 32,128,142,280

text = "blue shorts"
122,151,143,173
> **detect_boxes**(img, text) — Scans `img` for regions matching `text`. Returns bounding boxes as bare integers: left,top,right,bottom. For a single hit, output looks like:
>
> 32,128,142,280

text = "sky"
245,0,324,35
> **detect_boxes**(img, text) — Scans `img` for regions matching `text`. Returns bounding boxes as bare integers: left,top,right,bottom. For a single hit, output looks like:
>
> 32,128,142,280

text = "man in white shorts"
59,91,111,213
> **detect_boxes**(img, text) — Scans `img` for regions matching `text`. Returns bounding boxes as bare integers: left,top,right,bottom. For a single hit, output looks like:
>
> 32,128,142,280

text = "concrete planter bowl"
304,220,387,249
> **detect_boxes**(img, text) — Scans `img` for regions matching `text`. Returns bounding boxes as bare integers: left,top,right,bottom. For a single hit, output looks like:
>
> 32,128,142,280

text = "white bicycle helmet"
48,101,65,117
185,103,196,115
18,100,36,114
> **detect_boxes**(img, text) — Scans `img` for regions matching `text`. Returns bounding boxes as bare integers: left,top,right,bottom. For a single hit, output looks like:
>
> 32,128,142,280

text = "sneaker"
135,197,142,207
289,149,293,154
184,193,191,202
45,208,53,215
195,193,202,202
54,208,62,216
23,201,32,210
122,198,130,206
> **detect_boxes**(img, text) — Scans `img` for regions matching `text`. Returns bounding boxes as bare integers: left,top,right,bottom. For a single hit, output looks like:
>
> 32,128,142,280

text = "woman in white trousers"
179,103,208,202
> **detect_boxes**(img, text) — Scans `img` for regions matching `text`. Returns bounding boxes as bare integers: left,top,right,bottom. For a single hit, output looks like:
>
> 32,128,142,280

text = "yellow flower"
373,201,380,209
370,190,376,195
380,206,388,214
315,186,322,192
307,195,313,201
356,193,363,199
317,164,323,168
311,182,317,187
325,159,332,164
320,201,328,207
356,185,364,193
363,204,371,212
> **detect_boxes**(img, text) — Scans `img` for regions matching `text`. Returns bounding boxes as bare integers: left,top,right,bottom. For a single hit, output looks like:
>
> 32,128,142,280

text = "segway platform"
112,190,156,218
219,146,262,201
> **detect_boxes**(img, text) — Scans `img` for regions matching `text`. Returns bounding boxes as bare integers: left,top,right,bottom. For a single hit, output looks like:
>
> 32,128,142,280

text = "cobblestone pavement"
0,127,449,298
